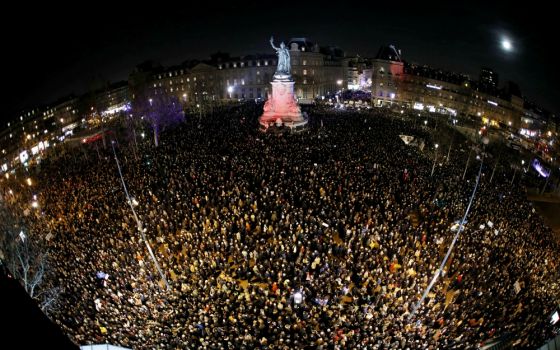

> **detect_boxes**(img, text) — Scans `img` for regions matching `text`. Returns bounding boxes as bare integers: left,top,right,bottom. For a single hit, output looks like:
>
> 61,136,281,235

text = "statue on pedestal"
270,36,291,77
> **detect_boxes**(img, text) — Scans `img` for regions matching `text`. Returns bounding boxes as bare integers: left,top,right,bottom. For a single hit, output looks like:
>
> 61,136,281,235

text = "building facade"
130,38,347,109
371,45,525,128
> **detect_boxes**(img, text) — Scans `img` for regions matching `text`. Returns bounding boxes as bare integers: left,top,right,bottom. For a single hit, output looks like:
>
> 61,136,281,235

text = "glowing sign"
426,84,442,90
532,158,551,178
487,100,498,106
413,102,424,110
19,150,29,164
551,311,559,325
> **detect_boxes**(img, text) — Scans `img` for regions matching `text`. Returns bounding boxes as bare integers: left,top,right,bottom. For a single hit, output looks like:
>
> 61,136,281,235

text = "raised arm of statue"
270,36,279,51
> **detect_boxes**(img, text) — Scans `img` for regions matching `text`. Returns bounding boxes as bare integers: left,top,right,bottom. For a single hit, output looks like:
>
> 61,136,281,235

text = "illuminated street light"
31,201,39,208
431,144,439,176
26,178,32,186
227,86,233,99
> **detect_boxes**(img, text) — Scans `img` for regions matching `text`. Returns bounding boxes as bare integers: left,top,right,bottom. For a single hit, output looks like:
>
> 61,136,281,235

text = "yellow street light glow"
31,201,39,208
26,178,32,186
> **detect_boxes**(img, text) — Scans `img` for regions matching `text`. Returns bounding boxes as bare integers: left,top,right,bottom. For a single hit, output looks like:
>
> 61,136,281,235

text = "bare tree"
132,91,184,147
1,228,60,315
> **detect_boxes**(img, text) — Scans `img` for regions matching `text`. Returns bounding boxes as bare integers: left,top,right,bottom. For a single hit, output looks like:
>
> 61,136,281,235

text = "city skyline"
4,2,558,119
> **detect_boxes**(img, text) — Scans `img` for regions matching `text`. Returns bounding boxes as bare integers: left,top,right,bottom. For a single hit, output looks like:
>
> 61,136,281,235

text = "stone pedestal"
259,77,307,131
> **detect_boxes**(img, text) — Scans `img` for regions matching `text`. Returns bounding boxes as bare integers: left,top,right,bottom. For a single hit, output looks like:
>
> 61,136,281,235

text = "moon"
501,39,512,51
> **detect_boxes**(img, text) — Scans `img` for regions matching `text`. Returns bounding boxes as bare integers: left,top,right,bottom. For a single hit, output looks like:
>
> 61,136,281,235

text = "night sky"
4,2,558,122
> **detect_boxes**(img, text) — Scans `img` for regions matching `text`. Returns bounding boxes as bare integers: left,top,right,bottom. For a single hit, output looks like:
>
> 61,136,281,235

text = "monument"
259,37,308,131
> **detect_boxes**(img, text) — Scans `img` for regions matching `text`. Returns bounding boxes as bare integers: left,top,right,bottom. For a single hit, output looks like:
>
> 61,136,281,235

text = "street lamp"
337,80,343,105
431,144,439,176
227,86,233,99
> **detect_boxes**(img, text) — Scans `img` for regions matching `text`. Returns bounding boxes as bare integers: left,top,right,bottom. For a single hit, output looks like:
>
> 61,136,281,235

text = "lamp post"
337,80,343,106
431,144,439,176
541,169,552,195
462,147,473,180
511,165,518,185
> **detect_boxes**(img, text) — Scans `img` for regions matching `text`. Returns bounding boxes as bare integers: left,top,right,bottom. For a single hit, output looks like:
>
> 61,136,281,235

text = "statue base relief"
259,78,307,132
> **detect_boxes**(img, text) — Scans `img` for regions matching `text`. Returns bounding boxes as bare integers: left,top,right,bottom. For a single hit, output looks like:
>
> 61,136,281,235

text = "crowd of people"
1,103,558,349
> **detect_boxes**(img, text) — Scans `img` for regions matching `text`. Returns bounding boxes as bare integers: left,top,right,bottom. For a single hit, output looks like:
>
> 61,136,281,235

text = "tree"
0,228,60,315
132,92,184,147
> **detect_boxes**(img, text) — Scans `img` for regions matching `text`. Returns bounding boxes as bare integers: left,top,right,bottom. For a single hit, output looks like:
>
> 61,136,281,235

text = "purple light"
532,159,551,178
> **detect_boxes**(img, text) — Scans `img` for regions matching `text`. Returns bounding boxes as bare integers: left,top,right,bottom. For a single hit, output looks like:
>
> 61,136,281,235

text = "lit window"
303,69,307,75
241,79,245,85
233,63,237,68
303,60,307,66
257,61,261,66
264,61,268,66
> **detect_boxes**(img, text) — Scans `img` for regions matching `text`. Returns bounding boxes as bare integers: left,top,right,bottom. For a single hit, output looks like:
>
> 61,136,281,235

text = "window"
303,69,307,75
303,60,307,66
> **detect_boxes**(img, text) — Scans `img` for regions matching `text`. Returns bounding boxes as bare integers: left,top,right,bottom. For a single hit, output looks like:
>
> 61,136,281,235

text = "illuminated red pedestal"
259,79,307,131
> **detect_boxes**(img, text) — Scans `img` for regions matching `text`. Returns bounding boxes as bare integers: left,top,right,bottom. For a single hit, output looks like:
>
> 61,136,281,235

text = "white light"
293,291,303,304
424,120,428,125
336,80,343,85
32,201,39,208
227,86,233,93
501,39,512,51
435,144,439,149
426,84,442,90
487,100,498,106
141,133,145,138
